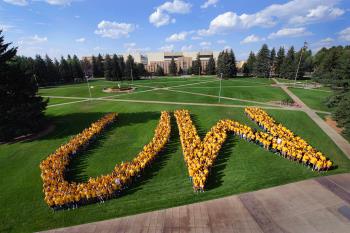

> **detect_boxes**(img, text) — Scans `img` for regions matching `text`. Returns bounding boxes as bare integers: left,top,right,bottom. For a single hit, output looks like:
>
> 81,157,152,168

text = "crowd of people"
40,111,171,209
245,107,333,171
175,108,333,192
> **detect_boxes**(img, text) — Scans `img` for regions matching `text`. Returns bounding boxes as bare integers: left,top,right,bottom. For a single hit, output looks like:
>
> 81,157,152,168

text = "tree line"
0,30,47,141
243,44,314,79
91,54,147,81
314,46,350,138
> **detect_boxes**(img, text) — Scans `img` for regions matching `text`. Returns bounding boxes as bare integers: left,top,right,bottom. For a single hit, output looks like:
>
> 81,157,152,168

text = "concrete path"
273,78,350,159
40,173,350,233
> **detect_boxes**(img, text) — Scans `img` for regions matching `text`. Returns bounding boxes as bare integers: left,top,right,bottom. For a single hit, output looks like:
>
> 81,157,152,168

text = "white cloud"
93,46,106,51
191,36,202,40
149,9,172,27
198,0,343,35
94,20,135,39
319,37,334,44
311,37,334,52
289,5,344,24
75,37,85,43
44,0,74,5
200,41,211,49
339,27,350,41
217,39,226,44
181,45,193,51
3,0,28,6
159,44,174,51
149,0,192,27
268,27,311,39
166,32,188,42
201,0,218,9
0,24,14,32
240,34,262,44
18,35,48,45
124,42,150,53
3,0,77,6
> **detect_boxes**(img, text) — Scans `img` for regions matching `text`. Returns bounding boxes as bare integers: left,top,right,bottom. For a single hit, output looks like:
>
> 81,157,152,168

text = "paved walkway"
41,173,350,233
273,78,350,159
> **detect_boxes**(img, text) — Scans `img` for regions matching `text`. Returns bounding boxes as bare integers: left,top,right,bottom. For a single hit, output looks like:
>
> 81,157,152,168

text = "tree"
169,57,177,76
0,30,47,141
206,56,216,75
280,46,296,79
125,55,135,79
228,49,237,77
136,63,146,78
59,56,72,83
92,54,104,77
82,57,92,78
111,54,121,81
155,65,165,76
45,55,60,84
242,63,249,76
192,53,202,75
71,55,84,81
104,54,113,80
275,47,285,77
33,55,48,85
246,52,256,76
118,56,125,79
270,48,276,76
178,66,183,76
255,44,271,78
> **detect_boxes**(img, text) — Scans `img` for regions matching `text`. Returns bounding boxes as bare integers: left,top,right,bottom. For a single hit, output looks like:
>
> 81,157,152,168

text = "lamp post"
219,73,223,103
294,41,308,87
85,74,92,101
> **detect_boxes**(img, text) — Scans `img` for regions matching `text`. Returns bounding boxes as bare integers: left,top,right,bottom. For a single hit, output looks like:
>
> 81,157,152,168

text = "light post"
85,75,92,101
294,41,308,87
218,73,223,103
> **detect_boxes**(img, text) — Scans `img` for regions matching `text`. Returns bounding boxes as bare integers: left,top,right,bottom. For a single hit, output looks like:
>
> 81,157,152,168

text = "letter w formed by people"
174,108,332,191
40,108,332,209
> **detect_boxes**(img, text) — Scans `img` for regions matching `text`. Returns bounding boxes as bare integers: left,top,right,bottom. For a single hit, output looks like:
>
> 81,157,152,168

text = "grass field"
289,87,334,112
1,76,349,232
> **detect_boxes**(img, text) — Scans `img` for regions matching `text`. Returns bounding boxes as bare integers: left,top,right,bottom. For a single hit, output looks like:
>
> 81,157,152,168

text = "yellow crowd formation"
245,107,333,171
175,108,333,191
40,111,171,208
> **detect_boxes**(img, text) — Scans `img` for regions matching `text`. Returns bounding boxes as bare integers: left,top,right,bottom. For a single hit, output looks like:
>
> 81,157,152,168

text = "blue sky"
0,0,349,60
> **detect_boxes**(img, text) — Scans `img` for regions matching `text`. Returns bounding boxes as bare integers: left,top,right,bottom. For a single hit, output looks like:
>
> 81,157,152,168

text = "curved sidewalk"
41,173,350,233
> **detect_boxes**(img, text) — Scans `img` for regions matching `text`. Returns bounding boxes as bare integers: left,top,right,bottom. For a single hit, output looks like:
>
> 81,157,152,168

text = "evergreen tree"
104,54,113,80
155,65,165,76
187,66,193,75
246,51,256,76
125,55,135,79
71,55,84,81
136,63,146,78
118,56,125,79
275,47,285,77
228,49,237,77
94,54,104,77
59,56,72,83
280,46,296,79
0,30,47,141
242,63,249,76
206,56,216,75
45,55,59,84
192,54,202,75
270,48,276,76
111,54,121,81
33,55,48,86
169,57,177,76
255,44,271,78
178,66,183,76
81,58,92,78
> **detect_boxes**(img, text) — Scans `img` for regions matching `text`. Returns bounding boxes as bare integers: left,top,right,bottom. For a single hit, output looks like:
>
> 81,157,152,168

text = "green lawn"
289,87,334,112
1,77,349,233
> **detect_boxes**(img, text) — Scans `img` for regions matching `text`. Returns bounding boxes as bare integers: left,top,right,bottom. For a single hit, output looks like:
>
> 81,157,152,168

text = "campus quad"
0,76,349,232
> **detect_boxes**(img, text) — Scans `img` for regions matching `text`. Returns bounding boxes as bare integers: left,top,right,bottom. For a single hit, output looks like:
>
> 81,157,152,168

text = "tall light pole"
294,41,308,87
218,73,223,103
85,75,92,101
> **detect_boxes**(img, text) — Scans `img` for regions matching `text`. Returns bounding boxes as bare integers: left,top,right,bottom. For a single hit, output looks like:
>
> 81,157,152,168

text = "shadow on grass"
61,111,165,183
190,114,237,191
29,111,161,142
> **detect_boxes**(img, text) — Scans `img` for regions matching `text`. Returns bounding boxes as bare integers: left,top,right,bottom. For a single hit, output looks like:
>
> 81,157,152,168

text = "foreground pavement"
41,173,350,233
